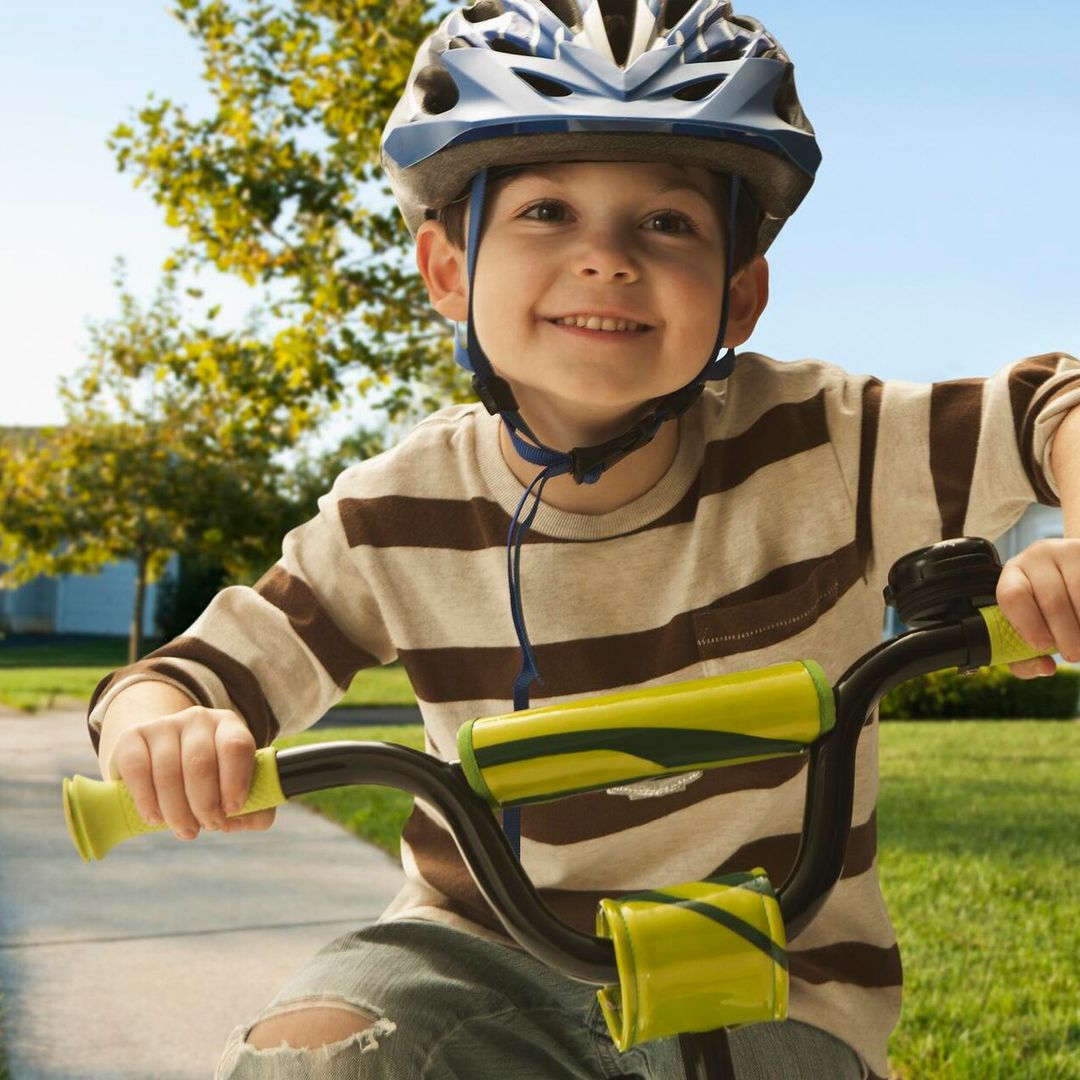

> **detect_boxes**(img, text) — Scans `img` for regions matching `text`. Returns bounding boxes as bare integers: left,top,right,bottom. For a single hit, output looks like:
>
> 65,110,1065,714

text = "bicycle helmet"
379,1,822,849
382,0,818,251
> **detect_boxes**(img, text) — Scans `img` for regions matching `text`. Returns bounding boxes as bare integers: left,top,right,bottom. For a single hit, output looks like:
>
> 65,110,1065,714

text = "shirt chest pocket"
692,555,843,669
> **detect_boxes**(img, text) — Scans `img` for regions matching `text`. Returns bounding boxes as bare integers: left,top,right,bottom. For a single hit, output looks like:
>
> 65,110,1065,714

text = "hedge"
879,665,1080,719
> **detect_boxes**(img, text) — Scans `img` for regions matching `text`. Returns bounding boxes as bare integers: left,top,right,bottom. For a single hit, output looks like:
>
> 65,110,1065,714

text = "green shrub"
880,665,1080,719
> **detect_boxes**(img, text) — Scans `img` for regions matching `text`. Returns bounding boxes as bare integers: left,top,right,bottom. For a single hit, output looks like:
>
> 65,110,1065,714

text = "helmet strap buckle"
473,373,520,416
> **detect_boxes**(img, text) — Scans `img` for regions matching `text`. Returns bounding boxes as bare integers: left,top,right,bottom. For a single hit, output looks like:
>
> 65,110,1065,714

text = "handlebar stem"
779,621,974,936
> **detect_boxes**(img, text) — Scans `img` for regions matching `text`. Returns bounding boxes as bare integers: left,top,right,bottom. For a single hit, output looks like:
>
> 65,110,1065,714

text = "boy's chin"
521,390,666,442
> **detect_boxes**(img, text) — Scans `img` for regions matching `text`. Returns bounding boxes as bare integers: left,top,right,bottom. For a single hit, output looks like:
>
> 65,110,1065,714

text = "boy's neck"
497,414,681,515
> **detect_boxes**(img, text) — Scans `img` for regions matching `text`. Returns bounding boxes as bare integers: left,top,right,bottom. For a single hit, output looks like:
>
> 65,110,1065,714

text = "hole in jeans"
246,1004,394,1052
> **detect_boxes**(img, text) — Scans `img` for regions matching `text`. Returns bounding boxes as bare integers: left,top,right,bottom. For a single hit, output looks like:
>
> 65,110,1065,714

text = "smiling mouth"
545,319,654,337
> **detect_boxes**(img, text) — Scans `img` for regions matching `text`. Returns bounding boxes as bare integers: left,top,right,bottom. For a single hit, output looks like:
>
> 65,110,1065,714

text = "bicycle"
62,536,1053,1080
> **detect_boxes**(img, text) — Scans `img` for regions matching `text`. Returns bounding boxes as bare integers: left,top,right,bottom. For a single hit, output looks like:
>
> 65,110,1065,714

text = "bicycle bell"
883,537,1003,628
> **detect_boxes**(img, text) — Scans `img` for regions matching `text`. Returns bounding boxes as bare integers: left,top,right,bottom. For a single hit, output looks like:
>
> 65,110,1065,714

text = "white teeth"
553,315,646,332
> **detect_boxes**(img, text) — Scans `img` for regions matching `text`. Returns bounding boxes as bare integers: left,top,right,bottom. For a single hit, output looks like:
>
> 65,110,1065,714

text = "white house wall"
1,559,172,637
55,562,162,637
0,575,58,634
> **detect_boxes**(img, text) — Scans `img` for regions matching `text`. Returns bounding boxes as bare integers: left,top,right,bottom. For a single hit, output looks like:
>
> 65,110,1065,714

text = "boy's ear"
416,220,469,323
723,255,770,348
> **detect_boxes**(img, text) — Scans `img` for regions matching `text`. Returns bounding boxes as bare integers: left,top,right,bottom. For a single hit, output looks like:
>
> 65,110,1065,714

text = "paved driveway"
0,708,406,1079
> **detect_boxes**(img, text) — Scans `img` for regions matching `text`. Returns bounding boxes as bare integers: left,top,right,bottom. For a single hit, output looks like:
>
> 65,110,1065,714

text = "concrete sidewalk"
0,708,407,1079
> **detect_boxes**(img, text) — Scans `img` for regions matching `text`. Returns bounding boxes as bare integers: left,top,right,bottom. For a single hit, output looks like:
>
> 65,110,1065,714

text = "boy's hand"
106,706,276,840
995,538,1080,679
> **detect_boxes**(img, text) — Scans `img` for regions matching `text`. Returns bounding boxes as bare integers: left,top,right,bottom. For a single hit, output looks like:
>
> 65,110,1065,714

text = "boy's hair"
434,164,764,273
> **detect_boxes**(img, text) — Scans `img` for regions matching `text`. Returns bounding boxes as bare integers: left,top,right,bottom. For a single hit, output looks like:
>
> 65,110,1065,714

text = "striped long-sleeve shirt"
88,350,1080,1078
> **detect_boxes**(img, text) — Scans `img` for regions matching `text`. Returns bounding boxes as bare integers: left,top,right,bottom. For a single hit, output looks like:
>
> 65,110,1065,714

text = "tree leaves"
0,265,373,660
108,0,471,423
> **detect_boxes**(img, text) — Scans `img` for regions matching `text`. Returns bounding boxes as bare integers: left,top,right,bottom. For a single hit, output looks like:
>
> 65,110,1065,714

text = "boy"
89,2,1080,1078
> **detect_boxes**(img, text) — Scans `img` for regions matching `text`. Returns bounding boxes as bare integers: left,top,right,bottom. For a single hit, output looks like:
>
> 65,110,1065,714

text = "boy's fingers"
111,733,163,827
1049,562,1080,663
181,721,226,831
214,713,257,816
144,727,201,840
1014,560,1080,660
997,561,1053,651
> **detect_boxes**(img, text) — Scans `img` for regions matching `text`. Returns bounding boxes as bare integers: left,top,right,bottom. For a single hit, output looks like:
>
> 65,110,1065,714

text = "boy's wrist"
1050,405,1080,537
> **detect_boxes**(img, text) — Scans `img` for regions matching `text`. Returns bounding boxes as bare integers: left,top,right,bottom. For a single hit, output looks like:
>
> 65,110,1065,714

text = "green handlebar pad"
63,746,286,862
457,661,834,808
979,605,1054,667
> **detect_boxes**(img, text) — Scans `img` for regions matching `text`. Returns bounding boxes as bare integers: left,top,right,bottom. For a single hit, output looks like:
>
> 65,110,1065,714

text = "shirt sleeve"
824,352,1080,598
86,463,397,753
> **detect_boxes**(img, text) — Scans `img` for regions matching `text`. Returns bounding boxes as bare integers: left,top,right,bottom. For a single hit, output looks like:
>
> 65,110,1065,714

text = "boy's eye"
519,200,568,224
645,211,695,235
518,200,696,234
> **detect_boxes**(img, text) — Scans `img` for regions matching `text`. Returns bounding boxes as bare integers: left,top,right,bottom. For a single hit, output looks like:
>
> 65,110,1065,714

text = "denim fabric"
216,919,866,1079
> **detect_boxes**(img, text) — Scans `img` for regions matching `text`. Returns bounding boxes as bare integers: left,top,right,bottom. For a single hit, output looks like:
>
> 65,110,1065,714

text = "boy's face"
417,160,768,438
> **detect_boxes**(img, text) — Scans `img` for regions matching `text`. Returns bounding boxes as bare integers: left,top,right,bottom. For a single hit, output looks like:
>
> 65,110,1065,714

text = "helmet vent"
699,44,745,63
728,13,763,34
673,76,726,101
660,0,696,33
491,37,535,57
415,64,460,115
537,0,582,31
597,0,634,67
462,0,504,24
513,69,573,97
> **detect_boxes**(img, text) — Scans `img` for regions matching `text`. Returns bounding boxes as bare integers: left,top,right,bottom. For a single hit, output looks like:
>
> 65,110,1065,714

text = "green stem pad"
595,869,788,1051
456,661,833,808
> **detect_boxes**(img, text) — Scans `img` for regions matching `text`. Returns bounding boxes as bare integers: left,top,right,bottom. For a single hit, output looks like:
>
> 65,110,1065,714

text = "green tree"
154,423,387,640
0,267,320,662
110,0,473,423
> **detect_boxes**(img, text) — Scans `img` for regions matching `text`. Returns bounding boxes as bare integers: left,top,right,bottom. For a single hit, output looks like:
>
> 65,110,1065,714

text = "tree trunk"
129,552,148,664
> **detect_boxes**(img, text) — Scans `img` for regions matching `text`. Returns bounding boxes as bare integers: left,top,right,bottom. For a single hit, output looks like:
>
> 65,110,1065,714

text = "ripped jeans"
216,918,867,1079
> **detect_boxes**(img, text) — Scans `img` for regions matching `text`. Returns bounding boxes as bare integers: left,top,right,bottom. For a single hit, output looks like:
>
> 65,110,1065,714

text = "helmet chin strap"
452,167,743,858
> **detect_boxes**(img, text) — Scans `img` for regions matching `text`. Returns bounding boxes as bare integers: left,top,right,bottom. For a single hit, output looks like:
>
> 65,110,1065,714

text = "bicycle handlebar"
60,596,1052,1070
64,604,1046,861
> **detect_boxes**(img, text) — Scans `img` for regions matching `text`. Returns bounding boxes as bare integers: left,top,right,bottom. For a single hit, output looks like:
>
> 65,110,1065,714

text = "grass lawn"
275,721,1079,1080
274,726,428,855
875,721,1078,1079
0,636,415,711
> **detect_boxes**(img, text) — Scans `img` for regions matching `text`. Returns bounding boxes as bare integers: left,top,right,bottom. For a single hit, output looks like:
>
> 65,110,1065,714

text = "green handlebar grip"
979,605,1055,667
63,746,286,863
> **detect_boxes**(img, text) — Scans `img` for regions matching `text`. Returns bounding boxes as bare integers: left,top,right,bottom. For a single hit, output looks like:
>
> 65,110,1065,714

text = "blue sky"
2,1,1078,428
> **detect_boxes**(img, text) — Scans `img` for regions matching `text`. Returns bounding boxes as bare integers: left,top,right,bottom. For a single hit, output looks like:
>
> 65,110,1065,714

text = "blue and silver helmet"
380,0,821,254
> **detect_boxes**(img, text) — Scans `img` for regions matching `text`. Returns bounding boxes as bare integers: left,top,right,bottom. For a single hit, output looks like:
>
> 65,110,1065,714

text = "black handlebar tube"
778,619,975,937
274,740,621,986
273,613,996,1080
